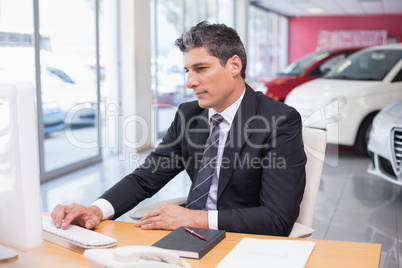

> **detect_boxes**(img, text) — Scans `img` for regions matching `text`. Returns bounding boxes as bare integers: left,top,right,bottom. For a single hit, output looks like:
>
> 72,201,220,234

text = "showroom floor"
41,145,402,268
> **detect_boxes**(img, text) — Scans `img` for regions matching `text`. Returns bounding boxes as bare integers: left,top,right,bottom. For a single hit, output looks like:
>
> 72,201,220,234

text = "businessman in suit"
52,21,306,236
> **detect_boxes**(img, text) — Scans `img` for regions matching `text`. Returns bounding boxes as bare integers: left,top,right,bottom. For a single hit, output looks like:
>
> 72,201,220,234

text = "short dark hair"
175,21,247,79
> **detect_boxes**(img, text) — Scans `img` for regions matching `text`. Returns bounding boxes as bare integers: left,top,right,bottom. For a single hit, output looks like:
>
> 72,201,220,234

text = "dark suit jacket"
100,84,306,236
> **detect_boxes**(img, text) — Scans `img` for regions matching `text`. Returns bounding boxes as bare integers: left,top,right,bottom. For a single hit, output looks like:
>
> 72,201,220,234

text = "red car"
251,47,362,102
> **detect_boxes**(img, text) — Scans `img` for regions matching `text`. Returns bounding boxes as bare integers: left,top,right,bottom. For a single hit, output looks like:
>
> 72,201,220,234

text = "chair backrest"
297,127,327,228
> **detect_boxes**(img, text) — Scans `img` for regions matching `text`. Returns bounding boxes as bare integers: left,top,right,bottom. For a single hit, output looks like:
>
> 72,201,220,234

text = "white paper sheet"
216,238,315,268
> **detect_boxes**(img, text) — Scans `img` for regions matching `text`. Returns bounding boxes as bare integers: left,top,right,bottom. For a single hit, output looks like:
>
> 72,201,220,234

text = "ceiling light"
307,8,324,14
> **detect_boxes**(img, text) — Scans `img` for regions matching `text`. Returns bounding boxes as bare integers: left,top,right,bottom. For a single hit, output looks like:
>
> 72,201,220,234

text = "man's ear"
229,55,242,77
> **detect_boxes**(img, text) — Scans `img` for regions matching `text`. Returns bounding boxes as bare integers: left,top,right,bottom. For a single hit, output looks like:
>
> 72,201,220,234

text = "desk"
2,220,381,267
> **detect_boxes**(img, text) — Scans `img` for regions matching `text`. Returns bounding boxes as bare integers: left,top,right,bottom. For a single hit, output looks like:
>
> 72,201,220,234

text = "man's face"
184,47,240,112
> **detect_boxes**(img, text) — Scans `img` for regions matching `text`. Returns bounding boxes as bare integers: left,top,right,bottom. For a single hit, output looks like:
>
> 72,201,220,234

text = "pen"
184,227,206,241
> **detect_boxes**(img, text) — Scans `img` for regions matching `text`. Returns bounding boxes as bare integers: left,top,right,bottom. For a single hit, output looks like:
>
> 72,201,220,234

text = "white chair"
289,127,327,238
129,127,327,239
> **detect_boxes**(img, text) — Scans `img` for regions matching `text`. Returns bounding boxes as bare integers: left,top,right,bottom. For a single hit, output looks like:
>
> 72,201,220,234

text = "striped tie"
186,113,224,210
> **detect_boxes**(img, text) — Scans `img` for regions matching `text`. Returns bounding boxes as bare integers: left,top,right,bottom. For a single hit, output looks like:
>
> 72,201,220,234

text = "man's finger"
53,205,66,228
62,205,85,228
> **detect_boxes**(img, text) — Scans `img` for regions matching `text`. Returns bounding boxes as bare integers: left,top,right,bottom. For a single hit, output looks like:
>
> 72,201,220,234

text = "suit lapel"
217,85,258,200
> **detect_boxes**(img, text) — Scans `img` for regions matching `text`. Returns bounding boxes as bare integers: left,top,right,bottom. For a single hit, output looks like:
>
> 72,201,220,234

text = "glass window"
248,5,288,82
39,0,100,173
282,51,330,76
248,6,269,82
152,0,184,140
1,0,109,181
0,0,35,82
151,0,234,141
391,68,402,83
325,49,402,81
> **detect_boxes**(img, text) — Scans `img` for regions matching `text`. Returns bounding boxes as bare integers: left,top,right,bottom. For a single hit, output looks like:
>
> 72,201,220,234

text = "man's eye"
197,67,206,71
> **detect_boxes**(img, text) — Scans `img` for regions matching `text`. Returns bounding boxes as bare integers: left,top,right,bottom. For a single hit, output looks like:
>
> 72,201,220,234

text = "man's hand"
51,203,103,229
135,202,208,230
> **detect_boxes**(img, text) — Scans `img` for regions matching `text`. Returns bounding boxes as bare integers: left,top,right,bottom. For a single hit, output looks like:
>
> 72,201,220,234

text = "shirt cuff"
208,210,218,230
91,198,115,220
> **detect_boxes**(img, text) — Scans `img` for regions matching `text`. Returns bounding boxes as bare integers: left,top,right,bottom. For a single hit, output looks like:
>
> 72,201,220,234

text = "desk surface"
2,220,381,267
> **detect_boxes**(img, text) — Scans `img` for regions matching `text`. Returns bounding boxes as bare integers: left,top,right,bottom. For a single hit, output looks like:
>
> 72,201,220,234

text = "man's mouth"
194,90,207,97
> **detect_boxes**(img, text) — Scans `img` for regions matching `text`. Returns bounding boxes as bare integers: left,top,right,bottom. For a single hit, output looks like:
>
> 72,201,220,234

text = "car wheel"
355,113,377,157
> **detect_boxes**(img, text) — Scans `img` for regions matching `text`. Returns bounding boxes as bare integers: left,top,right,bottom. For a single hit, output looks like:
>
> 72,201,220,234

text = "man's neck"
214,80,246,113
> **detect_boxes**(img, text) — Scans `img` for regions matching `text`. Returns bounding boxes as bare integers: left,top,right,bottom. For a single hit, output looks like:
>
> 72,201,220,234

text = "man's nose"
186,71,199,89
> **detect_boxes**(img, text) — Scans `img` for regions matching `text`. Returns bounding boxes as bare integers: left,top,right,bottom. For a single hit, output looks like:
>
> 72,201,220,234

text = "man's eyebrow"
192,62,207,67
185,62,208,69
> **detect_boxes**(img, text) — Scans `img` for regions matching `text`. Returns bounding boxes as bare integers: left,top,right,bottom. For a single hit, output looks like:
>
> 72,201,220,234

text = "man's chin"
197,100,211,109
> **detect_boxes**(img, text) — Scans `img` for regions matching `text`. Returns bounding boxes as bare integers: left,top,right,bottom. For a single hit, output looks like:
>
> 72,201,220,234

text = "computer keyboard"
42,215,117,253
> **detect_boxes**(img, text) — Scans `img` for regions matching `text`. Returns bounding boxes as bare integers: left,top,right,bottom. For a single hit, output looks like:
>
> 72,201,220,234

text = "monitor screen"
0,80,43,260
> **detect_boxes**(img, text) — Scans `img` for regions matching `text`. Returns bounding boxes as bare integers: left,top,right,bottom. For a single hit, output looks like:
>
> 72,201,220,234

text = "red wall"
288,15,402,63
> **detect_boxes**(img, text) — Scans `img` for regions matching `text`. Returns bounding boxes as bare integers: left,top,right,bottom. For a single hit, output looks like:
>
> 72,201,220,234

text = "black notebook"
152,227,226,259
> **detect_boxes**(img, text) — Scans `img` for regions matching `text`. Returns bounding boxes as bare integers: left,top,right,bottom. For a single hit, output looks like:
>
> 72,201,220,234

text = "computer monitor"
0,80,43,261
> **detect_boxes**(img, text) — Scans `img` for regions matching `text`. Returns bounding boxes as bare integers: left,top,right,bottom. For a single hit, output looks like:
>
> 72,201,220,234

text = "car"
251,47,362,102
42,94,65,135
41,63,98,126
0,68,64,135
285,43,402,156
0,47,98,126
367,98,402,185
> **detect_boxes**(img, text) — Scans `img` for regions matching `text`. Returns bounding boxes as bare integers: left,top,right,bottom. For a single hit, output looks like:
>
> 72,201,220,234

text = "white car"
0,47,98,126
41,63,98,126
367,99,402,185
285,43,402,156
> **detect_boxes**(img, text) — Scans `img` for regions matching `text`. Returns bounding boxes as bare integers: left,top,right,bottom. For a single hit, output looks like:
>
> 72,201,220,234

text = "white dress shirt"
205,89,245,229
92,88,246,229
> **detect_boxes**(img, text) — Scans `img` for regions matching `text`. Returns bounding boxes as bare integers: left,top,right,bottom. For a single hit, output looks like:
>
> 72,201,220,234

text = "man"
52,21,306,236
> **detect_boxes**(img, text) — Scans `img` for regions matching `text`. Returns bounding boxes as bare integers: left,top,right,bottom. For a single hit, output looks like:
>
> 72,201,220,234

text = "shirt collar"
208,87,246,126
